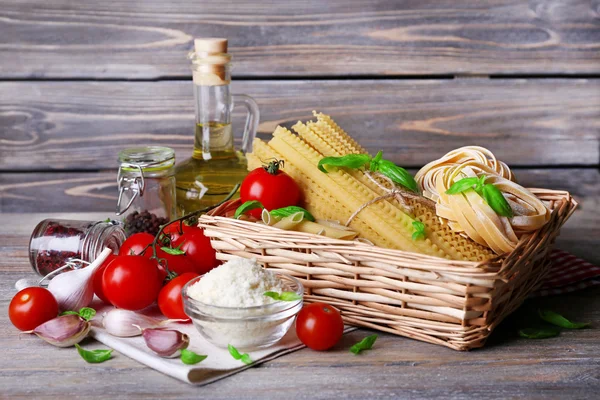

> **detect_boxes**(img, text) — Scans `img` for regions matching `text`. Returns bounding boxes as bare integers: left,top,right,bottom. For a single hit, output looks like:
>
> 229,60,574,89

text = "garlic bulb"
102,309,185,337
31,314,91,347
48,248,112,312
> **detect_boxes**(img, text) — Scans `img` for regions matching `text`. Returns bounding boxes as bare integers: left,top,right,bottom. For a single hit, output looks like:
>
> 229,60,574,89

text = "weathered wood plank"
2,169,598,265
1,79,598,170
1,0,599,78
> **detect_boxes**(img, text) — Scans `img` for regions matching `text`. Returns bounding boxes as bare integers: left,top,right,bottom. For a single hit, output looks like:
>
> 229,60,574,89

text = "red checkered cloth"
531,249,600,297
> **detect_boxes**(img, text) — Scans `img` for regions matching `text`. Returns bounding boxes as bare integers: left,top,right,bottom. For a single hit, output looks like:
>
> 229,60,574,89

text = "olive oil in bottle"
174,38,259,216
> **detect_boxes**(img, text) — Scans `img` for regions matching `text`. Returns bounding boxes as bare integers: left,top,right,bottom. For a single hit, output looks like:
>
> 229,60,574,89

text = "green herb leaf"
475,175,487,194
373,159,419,193
264,291,302,301
538,309,590,329
75,344,113,363
234,200,264,219
411,221,426,241
160,243,186,256
60,311,79,316
78,307,96,321
180,349,208,365
104,218,112,223
270,206,315,222
445,177,479,195
228,344,252,364
318,154,371,173
482,183,513,217
518,327,560,339
350,334,378,355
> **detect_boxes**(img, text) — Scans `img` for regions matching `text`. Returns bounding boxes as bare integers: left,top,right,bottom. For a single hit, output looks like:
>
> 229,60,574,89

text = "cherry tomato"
159,253,198,276
157,272,199,320
102,255,162,311
172,231,218,275
162,221,201,243
119,232,155,256
9,287,59,331
92,253,117,304
296,302,344,351
240,161,301,218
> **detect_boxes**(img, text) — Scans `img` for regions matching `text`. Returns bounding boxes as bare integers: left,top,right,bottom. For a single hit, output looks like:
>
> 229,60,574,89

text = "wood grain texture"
1,0,599,78
2,169,598,265
1,79,598,170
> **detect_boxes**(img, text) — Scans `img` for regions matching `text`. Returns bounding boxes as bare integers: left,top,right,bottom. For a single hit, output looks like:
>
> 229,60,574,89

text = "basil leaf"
234,200,264,219
539,309,590,329
75,344,113,363
411,221,426,241
78,307,96,321
160,246,186,256
518,327,560,339
228,344,252,364
60,311,79,316
180,349,208,365
375,160,419,193
350,334,378,355
318,154,371,173
264,291,302,301
270,206,315,222
482,184,513,217
445,177,479,195
475,175,487,194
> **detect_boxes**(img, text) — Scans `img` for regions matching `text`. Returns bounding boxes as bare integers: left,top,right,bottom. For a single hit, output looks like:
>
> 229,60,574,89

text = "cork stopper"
194,38,227,55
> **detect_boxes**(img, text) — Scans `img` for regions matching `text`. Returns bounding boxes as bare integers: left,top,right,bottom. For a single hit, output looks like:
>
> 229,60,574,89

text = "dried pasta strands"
417,147,550,254
297,117,493,262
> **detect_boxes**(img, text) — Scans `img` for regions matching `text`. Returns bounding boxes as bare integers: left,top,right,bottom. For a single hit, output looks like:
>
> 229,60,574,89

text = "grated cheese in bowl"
182,257,303,350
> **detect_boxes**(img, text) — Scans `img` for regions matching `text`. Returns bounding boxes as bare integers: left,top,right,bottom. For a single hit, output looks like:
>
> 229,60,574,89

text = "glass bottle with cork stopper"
174,38,259,215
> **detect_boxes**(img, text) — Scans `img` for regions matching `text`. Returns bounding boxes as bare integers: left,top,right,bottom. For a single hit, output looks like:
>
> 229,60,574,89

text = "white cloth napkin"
90,303,355,385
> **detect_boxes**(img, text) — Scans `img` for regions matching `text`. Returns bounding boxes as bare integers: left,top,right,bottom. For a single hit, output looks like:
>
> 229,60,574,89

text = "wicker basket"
198,189,577,351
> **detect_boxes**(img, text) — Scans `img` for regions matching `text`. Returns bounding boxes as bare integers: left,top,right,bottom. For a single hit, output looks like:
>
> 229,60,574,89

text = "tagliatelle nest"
415,147,551,254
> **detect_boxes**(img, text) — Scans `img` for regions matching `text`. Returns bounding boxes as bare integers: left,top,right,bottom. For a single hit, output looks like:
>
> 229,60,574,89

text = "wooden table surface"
1,213,599,399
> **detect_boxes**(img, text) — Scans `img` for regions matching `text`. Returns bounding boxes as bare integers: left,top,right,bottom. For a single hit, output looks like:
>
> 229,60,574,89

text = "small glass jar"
116,146,177,236
29,219,126,276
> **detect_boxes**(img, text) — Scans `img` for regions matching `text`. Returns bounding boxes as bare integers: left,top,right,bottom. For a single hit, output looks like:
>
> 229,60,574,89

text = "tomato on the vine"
9,287,59,331
162,222,202,243
240,160,301,218
102,255,162,311
119,232,155,256
92,253,117,304
172,230,218,275
296,302,344,351
158,272,199,320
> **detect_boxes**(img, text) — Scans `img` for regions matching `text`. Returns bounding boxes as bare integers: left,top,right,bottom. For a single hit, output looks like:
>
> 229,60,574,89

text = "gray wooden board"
1,216,599,399
2,168,598,266
1,0,599,79
1,79,599,171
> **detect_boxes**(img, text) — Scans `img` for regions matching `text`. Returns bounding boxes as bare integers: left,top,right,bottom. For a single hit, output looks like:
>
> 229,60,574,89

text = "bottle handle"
232,94,260,154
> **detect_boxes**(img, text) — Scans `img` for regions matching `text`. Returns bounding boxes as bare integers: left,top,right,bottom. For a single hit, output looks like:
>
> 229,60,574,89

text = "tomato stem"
264,160,284,175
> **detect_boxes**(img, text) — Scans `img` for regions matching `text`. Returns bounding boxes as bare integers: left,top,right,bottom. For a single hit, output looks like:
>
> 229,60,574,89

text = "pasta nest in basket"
415,146,551,254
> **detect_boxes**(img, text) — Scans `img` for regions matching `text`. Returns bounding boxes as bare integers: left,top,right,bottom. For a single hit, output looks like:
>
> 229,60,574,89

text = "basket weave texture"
199,189,577,351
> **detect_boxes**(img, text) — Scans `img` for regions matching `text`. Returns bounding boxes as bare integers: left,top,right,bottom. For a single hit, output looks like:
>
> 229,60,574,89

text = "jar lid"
118,146,175,173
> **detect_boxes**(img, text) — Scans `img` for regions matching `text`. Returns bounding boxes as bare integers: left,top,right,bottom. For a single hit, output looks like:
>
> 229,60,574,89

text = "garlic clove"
48,248,112,312
102,308,186,337
141,328,189,358
32,314,91,348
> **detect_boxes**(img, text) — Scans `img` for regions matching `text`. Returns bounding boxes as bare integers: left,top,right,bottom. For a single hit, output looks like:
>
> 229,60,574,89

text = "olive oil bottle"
174,38,259,215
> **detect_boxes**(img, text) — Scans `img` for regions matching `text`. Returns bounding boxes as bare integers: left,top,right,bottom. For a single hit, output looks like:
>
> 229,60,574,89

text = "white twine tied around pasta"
415,146,550,255
344,171,434,227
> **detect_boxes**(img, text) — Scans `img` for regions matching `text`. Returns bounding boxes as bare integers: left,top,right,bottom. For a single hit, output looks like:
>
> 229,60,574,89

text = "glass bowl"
182,272,303,351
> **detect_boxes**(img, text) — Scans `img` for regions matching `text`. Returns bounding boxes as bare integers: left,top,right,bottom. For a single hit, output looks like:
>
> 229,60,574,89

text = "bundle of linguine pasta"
247,112,496,262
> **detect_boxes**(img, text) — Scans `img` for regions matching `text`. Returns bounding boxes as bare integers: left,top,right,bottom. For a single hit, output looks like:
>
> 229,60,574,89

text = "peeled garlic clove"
48,248,112,312
32,314,91,348
141,328,189,358
102,309,185,337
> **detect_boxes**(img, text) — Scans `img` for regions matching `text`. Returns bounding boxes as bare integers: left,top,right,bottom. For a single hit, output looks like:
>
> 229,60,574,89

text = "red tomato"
296,303,344,351
240,161,301,218
92,253,117,304
102,255,162,311
162,221,201,243
9,287,59,331
159,253,197,276
157,273,199,320
119,232,155,256
172,231,218,274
